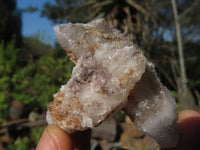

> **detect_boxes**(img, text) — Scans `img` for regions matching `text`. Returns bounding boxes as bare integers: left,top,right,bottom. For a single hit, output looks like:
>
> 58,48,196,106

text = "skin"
36,125,91,150
36,110,200,150
162,110,200,150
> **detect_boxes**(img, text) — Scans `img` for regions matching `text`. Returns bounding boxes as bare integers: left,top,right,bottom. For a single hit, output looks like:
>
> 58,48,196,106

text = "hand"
162,110,200,150
36,110,200,150
36,125,91,150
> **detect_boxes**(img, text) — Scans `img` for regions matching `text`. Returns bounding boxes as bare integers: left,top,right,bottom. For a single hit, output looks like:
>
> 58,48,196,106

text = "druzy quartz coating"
46,18,179,148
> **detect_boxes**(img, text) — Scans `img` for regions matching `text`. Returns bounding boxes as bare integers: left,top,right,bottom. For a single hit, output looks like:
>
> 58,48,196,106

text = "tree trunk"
171,0,196,109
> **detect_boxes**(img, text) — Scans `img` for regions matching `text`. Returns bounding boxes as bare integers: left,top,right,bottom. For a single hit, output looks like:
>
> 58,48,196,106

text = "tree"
0,0,22,47
42,0,158,45
42,0,200,109
171,0,196,109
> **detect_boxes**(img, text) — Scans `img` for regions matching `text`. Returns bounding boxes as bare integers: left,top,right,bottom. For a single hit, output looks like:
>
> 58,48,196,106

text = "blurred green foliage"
7,127,44,150
0,38,74,120
0,38,74,148
0,1,74,145
114,110,125,122
171,91,178,100
30,127,44,144
0,41,17,122
7,137,30,150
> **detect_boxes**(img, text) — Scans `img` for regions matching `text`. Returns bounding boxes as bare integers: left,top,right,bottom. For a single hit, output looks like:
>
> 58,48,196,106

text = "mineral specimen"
46,18,179,148
46,18,146,132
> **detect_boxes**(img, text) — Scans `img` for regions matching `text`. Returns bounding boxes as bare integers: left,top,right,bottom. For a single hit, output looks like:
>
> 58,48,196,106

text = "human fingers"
177,110,200,150
162,110,200,150
36,124,73,150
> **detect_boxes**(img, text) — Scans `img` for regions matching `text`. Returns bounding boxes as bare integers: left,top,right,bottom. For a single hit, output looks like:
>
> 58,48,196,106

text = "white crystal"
47,19,178,148
47,18,146,133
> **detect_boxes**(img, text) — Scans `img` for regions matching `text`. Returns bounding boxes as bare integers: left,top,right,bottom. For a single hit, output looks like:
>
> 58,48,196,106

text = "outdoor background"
0,0,200,149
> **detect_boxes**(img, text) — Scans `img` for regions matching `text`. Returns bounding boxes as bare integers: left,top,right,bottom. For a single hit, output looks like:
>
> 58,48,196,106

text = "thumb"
36,124,73,150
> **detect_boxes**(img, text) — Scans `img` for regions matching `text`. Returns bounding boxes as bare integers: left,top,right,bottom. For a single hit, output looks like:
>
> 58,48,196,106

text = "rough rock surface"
46,18,178,148
46,18,146,133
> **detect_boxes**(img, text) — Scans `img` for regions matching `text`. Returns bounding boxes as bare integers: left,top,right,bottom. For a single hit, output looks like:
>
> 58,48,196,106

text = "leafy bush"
0,39,74,149
0,41,17,122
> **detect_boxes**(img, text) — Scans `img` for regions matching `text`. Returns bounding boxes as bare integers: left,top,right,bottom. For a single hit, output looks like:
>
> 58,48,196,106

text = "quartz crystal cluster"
46,18,179,148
